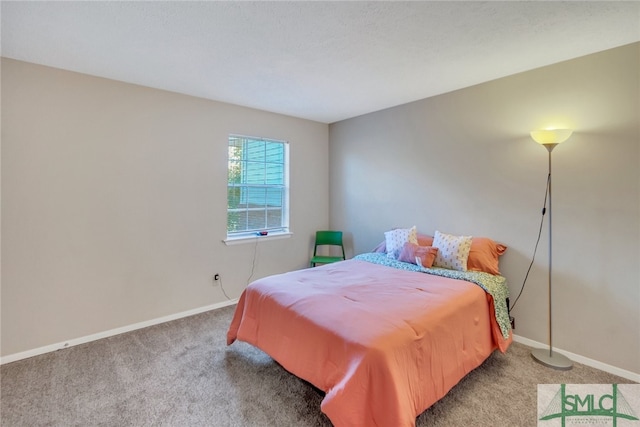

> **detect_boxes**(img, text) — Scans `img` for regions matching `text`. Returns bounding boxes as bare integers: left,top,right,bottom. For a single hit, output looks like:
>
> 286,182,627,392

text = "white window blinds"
227,135,289,237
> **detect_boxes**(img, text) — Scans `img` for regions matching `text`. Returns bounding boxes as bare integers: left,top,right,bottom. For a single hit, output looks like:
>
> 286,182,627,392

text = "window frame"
224,134,291,244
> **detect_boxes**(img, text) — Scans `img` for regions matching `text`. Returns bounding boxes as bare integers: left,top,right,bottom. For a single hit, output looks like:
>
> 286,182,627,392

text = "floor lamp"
530,129,573,370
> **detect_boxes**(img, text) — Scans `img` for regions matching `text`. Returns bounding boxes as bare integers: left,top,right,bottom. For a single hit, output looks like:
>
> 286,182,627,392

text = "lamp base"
531,347,573,370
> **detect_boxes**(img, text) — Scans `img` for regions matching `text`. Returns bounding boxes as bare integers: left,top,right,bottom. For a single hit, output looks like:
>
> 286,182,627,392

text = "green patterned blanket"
354,252,511,340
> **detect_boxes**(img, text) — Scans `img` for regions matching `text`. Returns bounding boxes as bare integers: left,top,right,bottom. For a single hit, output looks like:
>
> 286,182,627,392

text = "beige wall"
3,43,639,374
329,43,639,374
1,58,329,357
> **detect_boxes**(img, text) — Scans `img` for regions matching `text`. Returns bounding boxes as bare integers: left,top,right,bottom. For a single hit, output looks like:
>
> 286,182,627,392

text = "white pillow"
384,226,418,259
432,230,473,271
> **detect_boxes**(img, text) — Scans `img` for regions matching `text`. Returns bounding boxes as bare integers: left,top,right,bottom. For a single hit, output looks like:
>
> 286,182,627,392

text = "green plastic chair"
310,230,346,267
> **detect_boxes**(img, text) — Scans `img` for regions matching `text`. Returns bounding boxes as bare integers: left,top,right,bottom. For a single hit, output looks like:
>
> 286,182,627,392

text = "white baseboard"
513,334,640,383
3,309,637,384
0,299,238,365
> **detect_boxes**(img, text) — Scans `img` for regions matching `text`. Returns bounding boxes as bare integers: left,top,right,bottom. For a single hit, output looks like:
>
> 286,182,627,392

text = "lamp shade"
530,129,573,145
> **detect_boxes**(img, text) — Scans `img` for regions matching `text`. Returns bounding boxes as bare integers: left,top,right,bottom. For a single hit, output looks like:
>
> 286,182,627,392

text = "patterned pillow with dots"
432,230,473,271
384,226,418,259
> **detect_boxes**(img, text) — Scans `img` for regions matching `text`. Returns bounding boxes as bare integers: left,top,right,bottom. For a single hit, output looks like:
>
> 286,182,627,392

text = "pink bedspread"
227,259,512,427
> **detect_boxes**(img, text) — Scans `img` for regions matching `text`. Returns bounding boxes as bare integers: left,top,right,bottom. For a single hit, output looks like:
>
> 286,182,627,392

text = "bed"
227,251,512,427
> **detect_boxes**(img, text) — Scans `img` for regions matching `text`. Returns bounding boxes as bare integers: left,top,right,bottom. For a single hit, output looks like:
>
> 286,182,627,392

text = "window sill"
223,232,293,246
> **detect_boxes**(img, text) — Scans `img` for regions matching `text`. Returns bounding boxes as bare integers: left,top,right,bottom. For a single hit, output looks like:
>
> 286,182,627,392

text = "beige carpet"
1,305,635,426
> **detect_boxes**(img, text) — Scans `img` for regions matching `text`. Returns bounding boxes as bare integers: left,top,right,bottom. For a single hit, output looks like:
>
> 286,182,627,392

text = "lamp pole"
546,146,554,358
530,141,572,370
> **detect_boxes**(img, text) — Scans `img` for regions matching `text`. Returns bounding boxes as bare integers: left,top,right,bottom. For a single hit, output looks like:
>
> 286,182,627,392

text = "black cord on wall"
219,277,232,300
509,172,550,313
247,236,259,285
218,236,260,301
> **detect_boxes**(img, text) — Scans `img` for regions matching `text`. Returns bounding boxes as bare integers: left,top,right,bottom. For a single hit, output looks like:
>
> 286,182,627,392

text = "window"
227,135,289,239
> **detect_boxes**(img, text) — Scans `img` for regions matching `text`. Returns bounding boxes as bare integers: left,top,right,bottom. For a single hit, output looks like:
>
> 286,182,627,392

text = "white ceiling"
2,1,639,124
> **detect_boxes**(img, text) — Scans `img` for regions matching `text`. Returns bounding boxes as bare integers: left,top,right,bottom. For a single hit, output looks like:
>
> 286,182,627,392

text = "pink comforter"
227,259,512,427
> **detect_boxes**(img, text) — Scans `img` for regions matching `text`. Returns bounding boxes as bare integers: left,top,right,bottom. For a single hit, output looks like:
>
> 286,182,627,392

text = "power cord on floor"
509,172,550,313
